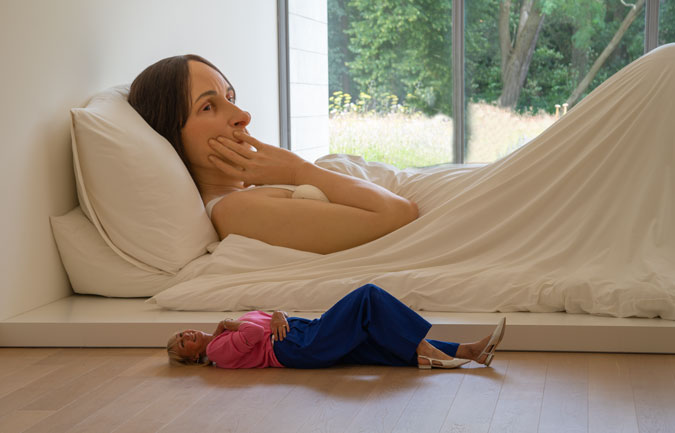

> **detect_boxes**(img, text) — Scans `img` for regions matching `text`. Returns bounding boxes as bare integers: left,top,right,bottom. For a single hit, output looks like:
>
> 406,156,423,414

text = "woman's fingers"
218,135,258,159
209,138,252,165
207,154,244,179
233,130,264,151
272,321,289,341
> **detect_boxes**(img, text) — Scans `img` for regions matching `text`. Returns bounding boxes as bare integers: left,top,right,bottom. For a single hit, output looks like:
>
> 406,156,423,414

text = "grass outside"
329,102,557,169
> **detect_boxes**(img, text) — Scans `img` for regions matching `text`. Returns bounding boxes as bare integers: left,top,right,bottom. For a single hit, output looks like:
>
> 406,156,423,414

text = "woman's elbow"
391,199,418,229
409,200,419,221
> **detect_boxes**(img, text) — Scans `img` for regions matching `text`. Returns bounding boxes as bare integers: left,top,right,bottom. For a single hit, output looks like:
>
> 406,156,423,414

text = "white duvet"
148,44,675,319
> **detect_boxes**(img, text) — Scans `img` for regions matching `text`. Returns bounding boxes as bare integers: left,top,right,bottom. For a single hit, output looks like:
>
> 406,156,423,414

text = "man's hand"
270,311,290,342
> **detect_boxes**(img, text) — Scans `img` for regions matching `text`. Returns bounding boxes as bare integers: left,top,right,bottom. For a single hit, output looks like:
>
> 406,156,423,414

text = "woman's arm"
213,319,245,337
212,192,414,254
208,132,419,253
212,132,418,215
293,161,418,219
206,321,264,366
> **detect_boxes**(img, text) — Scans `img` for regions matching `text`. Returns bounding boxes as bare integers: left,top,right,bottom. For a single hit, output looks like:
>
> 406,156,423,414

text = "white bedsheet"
148,43,675,319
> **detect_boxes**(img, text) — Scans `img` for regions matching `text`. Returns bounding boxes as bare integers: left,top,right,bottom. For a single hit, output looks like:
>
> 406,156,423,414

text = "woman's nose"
230,107,251,129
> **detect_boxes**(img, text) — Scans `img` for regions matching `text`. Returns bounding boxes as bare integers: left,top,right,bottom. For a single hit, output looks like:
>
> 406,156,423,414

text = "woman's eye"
202,104,212,112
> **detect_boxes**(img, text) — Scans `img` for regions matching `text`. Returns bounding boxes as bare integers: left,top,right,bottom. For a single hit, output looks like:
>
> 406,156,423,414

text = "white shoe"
417,355,470,369
477,317,506,367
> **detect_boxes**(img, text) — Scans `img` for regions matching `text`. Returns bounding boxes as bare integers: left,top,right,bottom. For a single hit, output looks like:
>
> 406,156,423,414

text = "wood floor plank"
154,368,258,433
66,376,180,433
117,349,171,378
0,363,63,400
391,367,465,433
0,355,109,418
1,349,674,433
33,348,111,365
438,357,508,433
203,367,314,433
23,376,145,433
0,410,55,433
538,353,589,433
112,365,290,433
21,353,151,411
340,366,423,433
283,365,384,433
626,354,675,433
18,354,155,433
588,354,639,433
251,367,359,433
110,373,213,433
487,352,548,433
0,349,59,380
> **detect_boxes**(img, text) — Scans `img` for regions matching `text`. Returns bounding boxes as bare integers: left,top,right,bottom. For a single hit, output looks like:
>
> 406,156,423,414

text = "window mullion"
645,0,660,53
277,0,291,150
452,0,465,164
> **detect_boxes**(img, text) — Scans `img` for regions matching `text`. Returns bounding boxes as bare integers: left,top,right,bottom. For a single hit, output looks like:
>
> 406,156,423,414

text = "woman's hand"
207,130,309,187
270,311,290,342
214,319,242,336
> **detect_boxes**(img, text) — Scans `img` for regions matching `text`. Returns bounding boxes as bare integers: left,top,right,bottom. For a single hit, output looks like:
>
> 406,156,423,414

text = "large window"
284,0,666,168
465,0,645,163
327,0,454,169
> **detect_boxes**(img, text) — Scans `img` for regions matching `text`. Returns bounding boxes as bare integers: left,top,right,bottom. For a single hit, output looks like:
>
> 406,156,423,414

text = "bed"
51,43,675,320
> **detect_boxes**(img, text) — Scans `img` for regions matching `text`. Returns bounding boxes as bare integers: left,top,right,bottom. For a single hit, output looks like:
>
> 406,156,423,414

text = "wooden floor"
1,349,675,433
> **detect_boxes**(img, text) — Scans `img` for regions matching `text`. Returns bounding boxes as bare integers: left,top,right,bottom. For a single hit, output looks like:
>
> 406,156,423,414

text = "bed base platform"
1,295,674,353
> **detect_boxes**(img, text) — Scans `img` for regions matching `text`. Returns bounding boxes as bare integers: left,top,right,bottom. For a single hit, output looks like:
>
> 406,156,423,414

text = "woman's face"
181,60,251,172
174,329,210,361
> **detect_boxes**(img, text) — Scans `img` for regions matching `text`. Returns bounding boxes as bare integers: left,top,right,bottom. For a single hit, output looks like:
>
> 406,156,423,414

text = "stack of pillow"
50,86,219,297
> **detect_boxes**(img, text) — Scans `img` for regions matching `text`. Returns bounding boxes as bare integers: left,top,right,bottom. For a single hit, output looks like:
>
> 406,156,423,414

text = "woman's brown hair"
128,54,234,178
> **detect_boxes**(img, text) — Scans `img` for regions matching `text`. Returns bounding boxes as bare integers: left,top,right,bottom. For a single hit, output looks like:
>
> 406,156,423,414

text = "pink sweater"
206,311,284,369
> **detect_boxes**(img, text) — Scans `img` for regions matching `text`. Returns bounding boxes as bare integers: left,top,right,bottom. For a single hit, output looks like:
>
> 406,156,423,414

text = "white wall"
0,0,279,320
288,0,330,162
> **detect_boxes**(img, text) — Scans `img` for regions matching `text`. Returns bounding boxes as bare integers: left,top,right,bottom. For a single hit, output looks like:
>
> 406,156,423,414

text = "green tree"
660,0,675,44
328,0,657,116
328,0,358,97
566,0,645,106
496,0,546,108
346,0,453,116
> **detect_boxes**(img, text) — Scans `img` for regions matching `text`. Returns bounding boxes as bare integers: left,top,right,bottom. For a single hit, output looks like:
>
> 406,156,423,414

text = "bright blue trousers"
273,284,459,368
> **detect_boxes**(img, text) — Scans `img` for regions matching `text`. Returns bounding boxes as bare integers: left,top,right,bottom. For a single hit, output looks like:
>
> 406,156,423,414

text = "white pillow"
50,207,173,296
50,207,217,296
70,85,219,274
